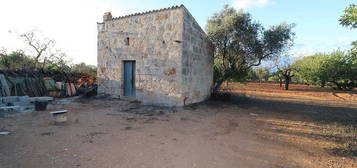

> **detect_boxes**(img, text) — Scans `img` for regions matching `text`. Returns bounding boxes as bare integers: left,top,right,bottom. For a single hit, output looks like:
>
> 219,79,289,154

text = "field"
228,82,357,108
0,82,356,168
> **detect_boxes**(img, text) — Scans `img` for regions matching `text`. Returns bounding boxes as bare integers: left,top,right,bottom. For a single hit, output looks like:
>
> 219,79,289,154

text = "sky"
0,0,356,65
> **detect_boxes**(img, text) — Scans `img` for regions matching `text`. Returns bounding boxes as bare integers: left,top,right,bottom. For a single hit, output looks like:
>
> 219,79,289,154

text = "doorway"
123,61,136,97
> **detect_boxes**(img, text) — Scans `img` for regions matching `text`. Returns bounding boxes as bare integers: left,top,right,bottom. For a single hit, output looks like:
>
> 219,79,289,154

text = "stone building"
97,5,214,106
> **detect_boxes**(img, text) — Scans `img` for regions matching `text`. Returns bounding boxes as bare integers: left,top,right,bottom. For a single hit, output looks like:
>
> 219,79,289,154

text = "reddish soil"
229,82,357,108
0,83,356,168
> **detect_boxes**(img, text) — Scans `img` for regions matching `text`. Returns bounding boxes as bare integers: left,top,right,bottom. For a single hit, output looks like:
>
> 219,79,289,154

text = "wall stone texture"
97,5,213,106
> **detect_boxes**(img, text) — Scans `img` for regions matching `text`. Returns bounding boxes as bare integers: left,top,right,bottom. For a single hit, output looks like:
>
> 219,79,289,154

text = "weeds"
321,123,357,156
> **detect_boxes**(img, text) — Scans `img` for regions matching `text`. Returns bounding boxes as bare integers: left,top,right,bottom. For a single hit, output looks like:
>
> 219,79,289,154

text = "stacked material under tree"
0,74,47,97
0,70,96,98
0,74,10,97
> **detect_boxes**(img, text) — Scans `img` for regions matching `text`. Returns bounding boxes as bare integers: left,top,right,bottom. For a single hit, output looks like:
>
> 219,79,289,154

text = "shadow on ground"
206,93,357,158
228,93,357,125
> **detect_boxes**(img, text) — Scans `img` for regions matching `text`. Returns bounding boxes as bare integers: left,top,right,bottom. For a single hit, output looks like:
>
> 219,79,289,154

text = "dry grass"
321,123,357,156
262,119,357,155
228,82,357,159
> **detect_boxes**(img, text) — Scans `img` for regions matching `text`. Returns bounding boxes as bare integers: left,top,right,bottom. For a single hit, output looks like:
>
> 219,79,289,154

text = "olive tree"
272,55,298,90
207,5,295,93
340,3,357,54
20,30,54,69
292,54,328,87
294,51,356,90
340,3,357,29
278,65,297,90
322,50,356,90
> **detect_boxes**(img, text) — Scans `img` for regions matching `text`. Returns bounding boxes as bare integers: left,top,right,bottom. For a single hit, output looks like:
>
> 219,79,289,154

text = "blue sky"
0,0,356,65
150,0,357,58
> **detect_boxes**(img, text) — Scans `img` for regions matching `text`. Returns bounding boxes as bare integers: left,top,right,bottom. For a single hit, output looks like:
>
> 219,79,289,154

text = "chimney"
103,12,112,22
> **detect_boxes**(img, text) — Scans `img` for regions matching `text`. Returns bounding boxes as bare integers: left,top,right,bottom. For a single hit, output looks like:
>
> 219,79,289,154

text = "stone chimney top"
103,12,112,22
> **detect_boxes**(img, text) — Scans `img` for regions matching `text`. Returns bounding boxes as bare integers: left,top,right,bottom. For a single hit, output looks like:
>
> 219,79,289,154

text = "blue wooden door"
123,61,135,97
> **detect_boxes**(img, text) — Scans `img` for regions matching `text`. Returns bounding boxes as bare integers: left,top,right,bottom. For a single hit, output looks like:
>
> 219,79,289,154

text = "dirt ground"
1,83,356,168
229,82,357,108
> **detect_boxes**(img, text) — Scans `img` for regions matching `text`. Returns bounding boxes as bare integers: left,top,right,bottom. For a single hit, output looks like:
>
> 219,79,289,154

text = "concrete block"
29,97,54,102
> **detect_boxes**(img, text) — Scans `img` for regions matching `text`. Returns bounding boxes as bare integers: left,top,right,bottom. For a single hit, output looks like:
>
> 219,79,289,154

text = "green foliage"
71,62,97,75
294,50,356,90
292,54,328,86
247,69,258,81
268,75,281,82
45,52,72,72
321,50,356,90
207,5,295,92
340,3,357,29
351,41,357,56
248,68,270,82
227,70,249,83
0,51,35,70
0,50,97,74
334,4,357,90
0,30,97,74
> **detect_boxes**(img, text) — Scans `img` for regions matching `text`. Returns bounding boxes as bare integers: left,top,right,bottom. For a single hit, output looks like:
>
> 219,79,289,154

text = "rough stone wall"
97,8,184,106
97,6,213,106
181,8,214,105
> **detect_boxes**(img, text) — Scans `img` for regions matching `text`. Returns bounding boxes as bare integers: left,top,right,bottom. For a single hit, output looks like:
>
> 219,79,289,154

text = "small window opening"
125,37,130,46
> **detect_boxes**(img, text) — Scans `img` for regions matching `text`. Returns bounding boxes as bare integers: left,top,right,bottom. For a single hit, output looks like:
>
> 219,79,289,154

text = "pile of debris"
0,70,97,98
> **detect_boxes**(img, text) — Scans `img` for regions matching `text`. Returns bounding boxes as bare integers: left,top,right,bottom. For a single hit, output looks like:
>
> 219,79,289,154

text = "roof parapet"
110,5,185,21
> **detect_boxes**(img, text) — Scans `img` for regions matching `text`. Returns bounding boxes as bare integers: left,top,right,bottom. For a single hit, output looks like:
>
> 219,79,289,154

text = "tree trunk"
212,79,225,94
279,78,283,87
284,76,290,90
320,81,325,88
332,81,342,90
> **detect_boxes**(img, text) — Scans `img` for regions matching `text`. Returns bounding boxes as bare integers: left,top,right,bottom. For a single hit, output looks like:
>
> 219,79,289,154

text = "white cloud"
337,37,349,43
0,0,129,65
232,0,269,10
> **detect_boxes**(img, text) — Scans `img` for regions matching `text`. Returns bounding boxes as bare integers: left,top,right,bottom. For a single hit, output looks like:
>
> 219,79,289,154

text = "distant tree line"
251,49,357,91
293,50,356,90
0,30,96,76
